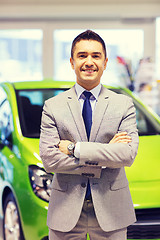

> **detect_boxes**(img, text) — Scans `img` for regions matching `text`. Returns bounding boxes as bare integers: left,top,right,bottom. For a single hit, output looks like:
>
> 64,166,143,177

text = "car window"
135,105,159,136
109,88,160,136
16,89,65,138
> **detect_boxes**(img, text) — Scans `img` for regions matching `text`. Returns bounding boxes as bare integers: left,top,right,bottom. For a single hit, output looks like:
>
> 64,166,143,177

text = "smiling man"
40,30,139,240
70,39,108,90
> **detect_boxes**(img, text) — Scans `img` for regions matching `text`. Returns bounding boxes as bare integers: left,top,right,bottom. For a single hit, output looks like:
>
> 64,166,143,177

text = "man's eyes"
79,54,87,58
92,55,100,58
78,54,101,59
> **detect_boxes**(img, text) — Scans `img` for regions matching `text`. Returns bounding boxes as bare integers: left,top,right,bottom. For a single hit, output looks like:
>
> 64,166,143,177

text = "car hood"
126,135,160,182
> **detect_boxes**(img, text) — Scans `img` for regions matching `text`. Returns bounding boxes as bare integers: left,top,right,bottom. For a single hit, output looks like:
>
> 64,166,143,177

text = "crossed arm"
40,96,139,175
58,131,132,155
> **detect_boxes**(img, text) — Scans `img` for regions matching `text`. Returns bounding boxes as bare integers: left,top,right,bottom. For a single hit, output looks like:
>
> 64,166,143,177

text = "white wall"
0,0,160,20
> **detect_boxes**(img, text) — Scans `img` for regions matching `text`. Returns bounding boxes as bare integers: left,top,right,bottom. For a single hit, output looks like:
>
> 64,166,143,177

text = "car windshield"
16,87,160,138
16,89,65,138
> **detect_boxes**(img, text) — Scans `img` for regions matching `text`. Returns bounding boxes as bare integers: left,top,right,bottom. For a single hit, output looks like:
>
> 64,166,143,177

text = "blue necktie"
82,91,92,140
82,91,92,199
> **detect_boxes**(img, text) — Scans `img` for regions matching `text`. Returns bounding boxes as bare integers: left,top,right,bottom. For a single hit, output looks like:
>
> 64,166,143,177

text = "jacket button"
81,183,86,188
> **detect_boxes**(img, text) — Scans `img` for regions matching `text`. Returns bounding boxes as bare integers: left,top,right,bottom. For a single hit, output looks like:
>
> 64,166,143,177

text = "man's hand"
109,132,131,144
58,140,73,155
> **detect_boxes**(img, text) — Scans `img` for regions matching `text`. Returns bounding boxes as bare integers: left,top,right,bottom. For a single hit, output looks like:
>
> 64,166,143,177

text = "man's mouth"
82,69,96,73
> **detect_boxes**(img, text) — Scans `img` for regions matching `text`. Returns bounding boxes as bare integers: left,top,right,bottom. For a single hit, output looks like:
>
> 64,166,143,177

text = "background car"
0,80,160,240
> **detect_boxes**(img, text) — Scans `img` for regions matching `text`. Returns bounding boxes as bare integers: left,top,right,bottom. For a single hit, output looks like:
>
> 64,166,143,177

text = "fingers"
109,132,132,144
58,140,71,154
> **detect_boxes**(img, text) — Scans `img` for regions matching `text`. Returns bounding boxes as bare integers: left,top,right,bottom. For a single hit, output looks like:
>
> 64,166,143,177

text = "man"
39,30,139,240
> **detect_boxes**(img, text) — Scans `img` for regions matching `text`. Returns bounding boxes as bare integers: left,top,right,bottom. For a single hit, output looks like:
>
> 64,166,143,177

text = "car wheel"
3,192,25,240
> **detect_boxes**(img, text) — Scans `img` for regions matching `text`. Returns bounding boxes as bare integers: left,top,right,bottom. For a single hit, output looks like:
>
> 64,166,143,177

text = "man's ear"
70,57,75,70
104,58,108,70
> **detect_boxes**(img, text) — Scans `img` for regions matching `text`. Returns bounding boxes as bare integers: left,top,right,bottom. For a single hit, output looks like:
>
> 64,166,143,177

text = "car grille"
127,208,160,239
127,225,160,239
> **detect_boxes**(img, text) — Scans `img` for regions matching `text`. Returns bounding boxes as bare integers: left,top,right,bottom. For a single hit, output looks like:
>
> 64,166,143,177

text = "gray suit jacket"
39,85,139,232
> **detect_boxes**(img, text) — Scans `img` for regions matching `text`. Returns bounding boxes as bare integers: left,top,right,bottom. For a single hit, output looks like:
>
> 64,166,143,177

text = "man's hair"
71,30,107,59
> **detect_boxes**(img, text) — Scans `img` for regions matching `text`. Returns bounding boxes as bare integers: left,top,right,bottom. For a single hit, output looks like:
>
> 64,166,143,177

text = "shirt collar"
75,83,102,101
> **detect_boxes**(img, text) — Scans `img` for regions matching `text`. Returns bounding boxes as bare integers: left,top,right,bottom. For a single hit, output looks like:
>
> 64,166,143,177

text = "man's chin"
77,78,100,90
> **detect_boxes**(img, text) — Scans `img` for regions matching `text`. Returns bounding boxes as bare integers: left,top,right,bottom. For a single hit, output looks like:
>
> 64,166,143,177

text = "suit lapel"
90,86,109,142
66,85,110,142
67,87,88,141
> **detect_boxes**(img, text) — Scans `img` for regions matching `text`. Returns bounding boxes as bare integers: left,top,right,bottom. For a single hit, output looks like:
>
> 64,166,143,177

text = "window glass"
156,17,160,80
53,29,144,87
16,89,65,138
135,108,157,136
0,100,13,142
156,18,160,116
110,88,160,135
0,29,43,82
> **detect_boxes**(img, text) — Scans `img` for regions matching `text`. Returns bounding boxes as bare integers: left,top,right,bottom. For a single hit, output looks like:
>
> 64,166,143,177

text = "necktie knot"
83,91,92,100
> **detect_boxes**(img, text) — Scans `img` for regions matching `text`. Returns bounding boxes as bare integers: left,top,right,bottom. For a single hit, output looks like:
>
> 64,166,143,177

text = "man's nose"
85,56,93,66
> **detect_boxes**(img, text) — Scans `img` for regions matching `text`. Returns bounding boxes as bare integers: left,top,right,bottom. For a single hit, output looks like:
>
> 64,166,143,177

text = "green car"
0,80,160,240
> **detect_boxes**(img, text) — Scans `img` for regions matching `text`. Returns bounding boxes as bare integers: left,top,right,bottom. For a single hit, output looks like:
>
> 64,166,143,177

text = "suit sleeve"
79,98,139,168
39,100,101,178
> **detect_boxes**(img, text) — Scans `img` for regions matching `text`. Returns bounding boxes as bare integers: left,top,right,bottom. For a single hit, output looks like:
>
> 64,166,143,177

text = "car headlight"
29,165,53,202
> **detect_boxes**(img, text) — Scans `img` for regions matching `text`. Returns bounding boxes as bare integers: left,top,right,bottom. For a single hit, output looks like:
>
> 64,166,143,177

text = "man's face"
70,40,108,90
